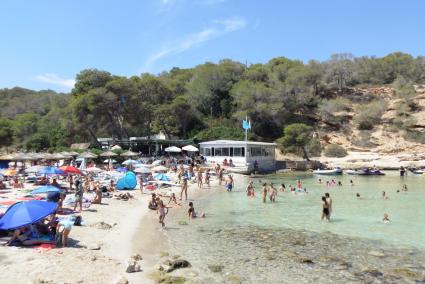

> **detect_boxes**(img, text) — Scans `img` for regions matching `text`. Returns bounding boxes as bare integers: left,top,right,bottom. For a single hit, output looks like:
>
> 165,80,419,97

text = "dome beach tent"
116,172,137,190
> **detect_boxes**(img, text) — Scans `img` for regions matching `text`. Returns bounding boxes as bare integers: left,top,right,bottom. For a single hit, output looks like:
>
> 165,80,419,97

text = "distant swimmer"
279,183,286,192
350,180,354,186
246,181,254,197
337,181,342,186
318,178,322,184
356,193,361,199
382,213,390,223
382,191,388,200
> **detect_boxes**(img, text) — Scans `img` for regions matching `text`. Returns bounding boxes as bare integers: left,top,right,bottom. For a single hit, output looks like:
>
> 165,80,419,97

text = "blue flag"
242,117,251,130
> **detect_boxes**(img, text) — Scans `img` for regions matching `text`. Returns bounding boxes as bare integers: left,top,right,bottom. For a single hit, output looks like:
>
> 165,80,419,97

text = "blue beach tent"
0,201,57,230
117,172,137,190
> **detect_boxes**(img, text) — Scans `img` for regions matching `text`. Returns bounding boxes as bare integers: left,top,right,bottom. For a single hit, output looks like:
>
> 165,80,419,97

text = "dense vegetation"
1,52,424,156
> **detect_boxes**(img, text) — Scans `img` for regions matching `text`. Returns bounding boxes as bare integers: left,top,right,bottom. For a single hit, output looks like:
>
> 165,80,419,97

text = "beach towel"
0,200,17,206
36,243,56,252
16,196,44,201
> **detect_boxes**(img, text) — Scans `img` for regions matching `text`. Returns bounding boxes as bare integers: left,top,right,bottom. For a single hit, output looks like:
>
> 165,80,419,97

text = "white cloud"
35,73,75,89
142,17,246,71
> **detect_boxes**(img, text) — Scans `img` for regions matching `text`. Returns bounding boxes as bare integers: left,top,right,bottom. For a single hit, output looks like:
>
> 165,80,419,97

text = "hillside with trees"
1,52,425,159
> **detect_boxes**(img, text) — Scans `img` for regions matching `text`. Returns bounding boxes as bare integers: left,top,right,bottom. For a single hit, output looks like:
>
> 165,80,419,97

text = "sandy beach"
0,170,226,284
0,182,154,284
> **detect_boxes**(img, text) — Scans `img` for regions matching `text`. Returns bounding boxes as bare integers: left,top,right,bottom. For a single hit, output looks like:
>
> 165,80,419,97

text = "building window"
204,148,211,156
233,147,245,157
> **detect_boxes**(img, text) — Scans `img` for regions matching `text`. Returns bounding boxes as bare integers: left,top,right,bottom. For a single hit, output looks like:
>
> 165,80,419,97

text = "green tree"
277,123,319,160
0,117,14,149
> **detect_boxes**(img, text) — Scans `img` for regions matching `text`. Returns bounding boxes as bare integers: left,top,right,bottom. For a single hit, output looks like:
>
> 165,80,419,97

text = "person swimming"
382,213,390,223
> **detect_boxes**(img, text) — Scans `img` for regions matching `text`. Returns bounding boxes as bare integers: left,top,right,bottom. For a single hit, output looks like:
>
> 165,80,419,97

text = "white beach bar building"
199,140,276,174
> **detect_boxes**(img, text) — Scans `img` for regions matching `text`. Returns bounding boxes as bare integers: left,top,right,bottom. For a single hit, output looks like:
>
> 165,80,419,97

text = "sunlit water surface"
165,172,425,283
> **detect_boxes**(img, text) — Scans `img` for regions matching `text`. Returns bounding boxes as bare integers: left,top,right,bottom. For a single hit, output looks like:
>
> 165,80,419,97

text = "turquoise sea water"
165,171,425,283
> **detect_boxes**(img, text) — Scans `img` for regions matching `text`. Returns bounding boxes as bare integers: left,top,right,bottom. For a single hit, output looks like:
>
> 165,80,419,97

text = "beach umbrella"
122,159,139,165
182,145,199,152
120,150,138,157
68,151,80,156
3,169,17,176
85,167,103,173
0,200,57,230
111,145,122,151
152,165,168,172
59,165,82,175
78,152,98,159
38,166,66,175
116,167,128,172
30,185,61,195
133,167,151,174
164,146,181,153
100,150,117,157
25,165,44,174
154,173,171,181
0,154,15,160
151,160,163,166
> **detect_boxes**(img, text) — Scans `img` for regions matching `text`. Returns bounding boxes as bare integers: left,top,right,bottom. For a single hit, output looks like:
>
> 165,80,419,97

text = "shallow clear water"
165,172,425,283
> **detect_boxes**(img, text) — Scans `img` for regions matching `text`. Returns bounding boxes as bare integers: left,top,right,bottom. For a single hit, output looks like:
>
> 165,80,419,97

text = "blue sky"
0,0,424,92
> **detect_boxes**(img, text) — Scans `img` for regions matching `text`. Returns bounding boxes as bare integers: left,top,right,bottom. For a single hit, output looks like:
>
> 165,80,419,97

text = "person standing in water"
321,196,330,221
226,175,234,192
218,168,224,186
246,181,254,197
157,199,171,228
270,183,277,202
325,193,332,218
279,183,286,192
262,183,268,203
197,169,203,188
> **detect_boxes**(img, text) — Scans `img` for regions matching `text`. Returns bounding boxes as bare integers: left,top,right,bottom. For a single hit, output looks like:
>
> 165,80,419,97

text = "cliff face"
315,85,425,168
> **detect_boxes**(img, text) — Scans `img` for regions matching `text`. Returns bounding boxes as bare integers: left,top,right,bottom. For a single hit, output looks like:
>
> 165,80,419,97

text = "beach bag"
74,215,82,226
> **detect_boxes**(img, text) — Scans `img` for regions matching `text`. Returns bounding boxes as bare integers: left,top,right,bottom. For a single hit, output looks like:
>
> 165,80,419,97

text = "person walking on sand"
138,175,144,194
321,196,330,222
262,183,268,203
226,175,234,192
180,172,188,201
325,193,332,218
73,179,83,212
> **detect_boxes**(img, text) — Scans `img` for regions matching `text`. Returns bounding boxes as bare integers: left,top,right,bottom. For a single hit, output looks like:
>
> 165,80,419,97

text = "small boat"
346,168,385,176
409,168,425,174
313,168,343,175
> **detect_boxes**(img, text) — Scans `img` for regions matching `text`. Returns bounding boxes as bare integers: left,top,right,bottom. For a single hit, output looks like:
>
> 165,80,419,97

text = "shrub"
405,130,425,144
318,97,351,127
324,144,348,157
354,100,387,130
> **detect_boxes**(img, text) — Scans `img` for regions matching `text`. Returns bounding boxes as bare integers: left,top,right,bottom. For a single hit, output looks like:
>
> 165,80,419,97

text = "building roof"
199,140,276,146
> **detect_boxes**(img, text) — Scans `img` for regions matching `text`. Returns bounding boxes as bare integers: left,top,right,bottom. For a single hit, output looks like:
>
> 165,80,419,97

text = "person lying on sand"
5,225,54,246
